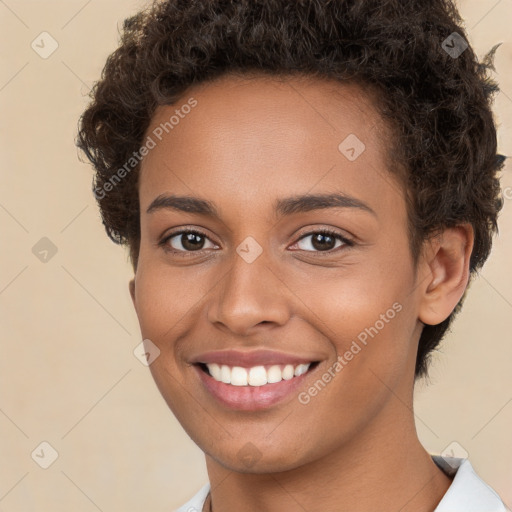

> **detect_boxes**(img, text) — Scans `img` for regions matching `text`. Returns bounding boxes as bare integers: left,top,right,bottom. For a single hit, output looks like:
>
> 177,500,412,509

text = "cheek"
133,262,208,340
287,274,416,461
293,251,414,346
291,249,417,399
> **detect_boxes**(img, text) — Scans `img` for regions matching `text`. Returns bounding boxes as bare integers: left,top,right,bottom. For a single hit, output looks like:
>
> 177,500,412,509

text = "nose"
207,249,292,337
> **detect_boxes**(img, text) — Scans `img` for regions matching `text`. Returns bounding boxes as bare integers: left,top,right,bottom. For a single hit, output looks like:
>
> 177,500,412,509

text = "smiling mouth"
196,361,320,387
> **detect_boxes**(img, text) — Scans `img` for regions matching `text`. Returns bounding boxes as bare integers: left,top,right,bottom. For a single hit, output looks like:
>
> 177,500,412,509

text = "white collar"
432,455,507,511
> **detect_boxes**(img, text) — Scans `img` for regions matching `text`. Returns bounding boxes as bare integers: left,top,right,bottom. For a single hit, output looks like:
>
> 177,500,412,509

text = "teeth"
220,364,231,384
248,366,267,386
205,362,312,386
267,365,282,384
208,363,221,381
231,366,248,386
294,363,309,377
282,364,294,380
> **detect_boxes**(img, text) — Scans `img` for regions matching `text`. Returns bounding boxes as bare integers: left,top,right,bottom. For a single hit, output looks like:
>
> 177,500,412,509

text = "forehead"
144,73,385,153
138,73,402,219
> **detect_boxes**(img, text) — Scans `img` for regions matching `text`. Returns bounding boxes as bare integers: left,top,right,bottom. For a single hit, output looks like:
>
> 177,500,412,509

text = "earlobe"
418,224,474,326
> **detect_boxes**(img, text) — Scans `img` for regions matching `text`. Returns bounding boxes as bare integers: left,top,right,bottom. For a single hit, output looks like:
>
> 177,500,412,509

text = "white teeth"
282,364,294,380
208,363,221,381
220,365,231,384
230,366,248,386
205,362,312,386
267,365,282,384
248,366,267,386
294,363,309,377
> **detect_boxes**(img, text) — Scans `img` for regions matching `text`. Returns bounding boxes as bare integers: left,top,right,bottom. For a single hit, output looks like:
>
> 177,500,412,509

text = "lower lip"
194,365,315,411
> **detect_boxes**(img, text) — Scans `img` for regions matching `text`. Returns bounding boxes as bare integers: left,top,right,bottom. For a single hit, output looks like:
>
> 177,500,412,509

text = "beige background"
0,0,511,510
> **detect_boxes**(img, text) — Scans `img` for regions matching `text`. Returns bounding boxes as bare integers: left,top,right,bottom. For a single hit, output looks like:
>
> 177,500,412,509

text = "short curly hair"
77,0,505,379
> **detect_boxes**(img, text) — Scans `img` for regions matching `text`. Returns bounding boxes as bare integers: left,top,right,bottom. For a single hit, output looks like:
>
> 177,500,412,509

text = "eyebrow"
146,192,376,218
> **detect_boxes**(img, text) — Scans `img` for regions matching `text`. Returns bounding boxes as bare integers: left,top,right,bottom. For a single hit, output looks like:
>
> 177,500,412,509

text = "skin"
129,73,474,512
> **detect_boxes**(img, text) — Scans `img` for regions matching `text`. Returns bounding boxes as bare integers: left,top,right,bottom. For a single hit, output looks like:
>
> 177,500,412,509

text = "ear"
418,224,474,326
129,278,137,311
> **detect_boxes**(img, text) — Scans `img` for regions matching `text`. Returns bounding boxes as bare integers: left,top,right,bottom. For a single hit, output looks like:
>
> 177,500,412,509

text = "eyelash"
158,227,355,257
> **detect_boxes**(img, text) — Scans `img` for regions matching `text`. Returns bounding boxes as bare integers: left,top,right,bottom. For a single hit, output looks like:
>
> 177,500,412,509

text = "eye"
158,227,354,256
291,229,353,253
159,229,217,254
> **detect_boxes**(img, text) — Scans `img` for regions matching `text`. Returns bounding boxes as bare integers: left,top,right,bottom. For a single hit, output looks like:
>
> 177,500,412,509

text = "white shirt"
174,456,508,512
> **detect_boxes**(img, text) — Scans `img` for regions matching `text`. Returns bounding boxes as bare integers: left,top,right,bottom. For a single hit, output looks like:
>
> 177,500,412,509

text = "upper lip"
190,349,320,367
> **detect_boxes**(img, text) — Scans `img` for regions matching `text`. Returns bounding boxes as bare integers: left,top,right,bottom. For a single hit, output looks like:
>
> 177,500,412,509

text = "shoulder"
433,455,508,512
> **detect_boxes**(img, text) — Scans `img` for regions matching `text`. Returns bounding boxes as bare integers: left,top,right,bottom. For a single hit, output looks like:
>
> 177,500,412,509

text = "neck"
204,402,452,512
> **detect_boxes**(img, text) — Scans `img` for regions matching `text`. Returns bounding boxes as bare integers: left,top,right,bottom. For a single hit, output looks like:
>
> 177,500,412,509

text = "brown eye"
293,230,353,252
161,229,217,253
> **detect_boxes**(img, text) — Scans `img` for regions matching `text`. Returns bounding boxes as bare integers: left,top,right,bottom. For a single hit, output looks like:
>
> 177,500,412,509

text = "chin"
204,439,318,474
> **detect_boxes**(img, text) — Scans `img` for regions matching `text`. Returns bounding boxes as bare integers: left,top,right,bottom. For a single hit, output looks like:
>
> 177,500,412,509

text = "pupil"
312,233,334,251
182,233,204,251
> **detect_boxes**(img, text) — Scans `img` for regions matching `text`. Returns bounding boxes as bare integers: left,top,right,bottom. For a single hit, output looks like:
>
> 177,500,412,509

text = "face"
130,74,426,473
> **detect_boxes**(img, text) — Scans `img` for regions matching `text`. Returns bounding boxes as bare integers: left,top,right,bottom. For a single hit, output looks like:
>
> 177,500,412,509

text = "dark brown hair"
76,0,505,378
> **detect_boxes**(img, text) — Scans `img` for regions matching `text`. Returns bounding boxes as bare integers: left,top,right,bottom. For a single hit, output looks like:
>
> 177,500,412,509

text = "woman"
77,1,508,510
